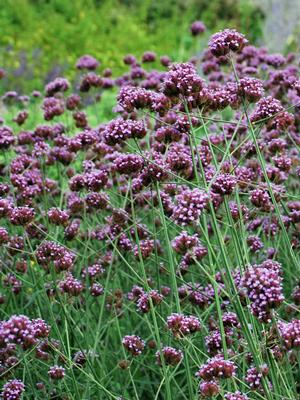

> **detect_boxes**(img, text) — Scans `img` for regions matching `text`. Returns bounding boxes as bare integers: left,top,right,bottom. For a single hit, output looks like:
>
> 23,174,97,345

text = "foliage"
0,0,264,91
0,26,299,399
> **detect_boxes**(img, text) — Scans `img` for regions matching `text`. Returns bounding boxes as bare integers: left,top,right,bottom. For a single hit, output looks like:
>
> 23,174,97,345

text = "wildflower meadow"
0,13,299,400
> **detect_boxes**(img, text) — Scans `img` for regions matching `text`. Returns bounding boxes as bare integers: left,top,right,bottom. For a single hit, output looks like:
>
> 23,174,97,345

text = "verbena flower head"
66,93,81,110
59,273,84,296
115,153,144,175
117,86,152,112
85,170,108,191
211,173,237,195
0,315,50,349
171,231,199,254
1,379,25,400
36,241,75,272
76,54,100,70
136,290,163,313
0,126,15,149
134,239,156,260
90,282,104,297
0,226,9,244
172,188,209,226
142,51,156,63
199,380,220,397
238,77,264,102
45,77,69,96
166,313,201,337
160,55,171,67
278,319,300,349
190,21,206,36
9,207,35,226
103,118,146,145
123,54,136,65
156,346,183,366
250,96,283,123
13,110,29,126
48,365,66,380
241,261,284,322
247,235,264,253
42,97,64,120
162,63,205,99
224,392,249,400
196,355,236,380
245,365,269,390
122,335,145,356
47,207,69,226
209,29,248,57
265,53,286,68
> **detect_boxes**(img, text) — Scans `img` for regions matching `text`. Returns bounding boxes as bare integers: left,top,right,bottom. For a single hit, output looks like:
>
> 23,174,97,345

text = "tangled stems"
1,28,300,400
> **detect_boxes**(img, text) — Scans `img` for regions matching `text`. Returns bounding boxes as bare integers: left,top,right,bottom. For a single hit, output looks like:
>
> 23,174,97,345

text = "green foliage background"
0,0,264,91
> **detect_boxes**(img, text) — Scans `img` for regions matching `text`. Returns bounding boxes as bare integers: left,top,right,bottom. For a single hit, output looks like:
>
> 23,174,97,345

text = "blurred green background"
0,0,265,92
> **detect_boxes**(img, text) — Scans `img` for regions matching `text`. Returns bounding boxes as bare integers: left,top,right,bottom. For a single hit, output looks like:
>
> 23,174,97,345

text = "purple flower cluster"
115,153,144,175
35,241,75,272
238,77,264,102
1,379,25,400
224,392,249,400
162,63,205,99
0,126,15,149
0,315,50,348
76,54,100,70
167,313,201,337
199,380,220,397
241,261,284,322
245,365,269,390
9,207,35,225
190,21,206,36
209,29,248,57
122,335,145,356
47,207,69,226
0,24,299,399
172,231,199,253
211,173,236,195
103,118,146,145
48,365,66,380
172,188,209,225
250,96,283,123
156,346,183,366
45,77,69,96
59,272,84,296
278,319,300,349
42,96,64,120
136,290,163,313
196,355,236,380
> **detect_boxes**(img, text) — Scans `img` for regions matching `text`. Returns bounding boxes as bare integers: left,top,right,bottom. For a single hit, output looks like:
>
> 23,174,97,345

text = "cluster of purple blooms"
172,188,209,226
35,240,76,272
0,25,300,399
196,355,236,380
122,335,145,356
166,313,201,337
208,29,248,57
245,365,269,391
278,319,300,349
48,365,66,380
0,315,50,383
0,315,50,348
1,380,25,400
155,346,183,366
240,260,284,322
196,355,236,397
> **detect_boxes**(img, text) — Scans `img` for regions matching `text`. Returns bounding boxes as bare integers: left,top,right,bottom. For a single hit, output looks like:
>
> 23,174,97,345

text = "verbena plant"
0,25,299,400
